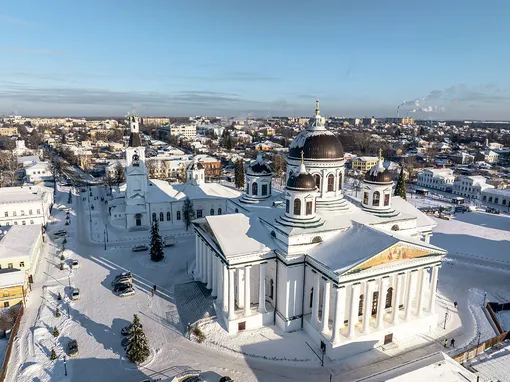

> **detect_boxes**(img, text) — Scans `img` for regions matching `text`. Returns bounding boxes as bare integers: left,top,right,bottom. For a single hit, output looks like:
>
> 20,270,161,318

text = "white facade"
168,125,197,140
0,224,44,275
25,162,53,184
480,188,510,207
478,149,499,164
0,185,54,227
417,169,455,192
192,103,446,360
452,175,494,200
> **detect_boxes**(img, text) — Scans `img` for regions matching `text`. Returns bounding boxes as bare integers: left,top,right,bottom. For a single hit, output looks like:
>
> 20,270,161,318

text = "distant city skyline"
1,0,509,119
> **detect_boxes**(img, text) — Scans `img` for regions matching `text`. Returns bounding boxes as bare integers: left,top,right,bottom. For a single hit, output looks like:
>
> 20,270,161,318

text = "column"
222,264,228,312
376,277,389,330
416,268,427,317
347,283,360,339
391,273,403,325
331,286,346,344
362,280,375,334
321,169,326,197
195,238,200,278
258,263,267,313
237,268,244,309
216,258,223,300
211,256,218,297
311,272,320,327
321,280,331,334
201,242,206,283
334,169,339,197
228,268,235,319
404,270,417,321
244,266,251,316
206,247,212,289
428,266,439,314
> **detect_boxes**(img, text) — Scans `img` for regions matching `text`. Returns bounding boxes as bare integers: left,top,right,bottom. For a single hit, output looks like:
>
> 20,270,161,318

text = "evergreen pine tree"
52,326,59,337
182,197,195,231
57,292,62,301
226,135,233,150
50,348,57,360
394,167,407,200
149,220,164,262
68,190,72,204
126,314,150,364
234,160,245,189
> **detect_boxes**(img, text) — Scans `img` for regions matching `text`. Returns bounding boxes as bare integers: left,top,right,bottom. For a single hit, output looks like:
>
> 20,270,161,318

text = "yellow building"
0,270,28,308
351,156,380,172
0,127,18,136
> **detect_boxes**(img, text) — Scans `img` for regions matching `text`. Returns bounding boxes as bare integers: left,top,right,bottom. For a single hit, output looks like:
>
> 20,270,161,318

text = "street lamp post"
443,307,449,330
104,224,109,242
104,229,107,250
475,332,482,357
63,356,67,376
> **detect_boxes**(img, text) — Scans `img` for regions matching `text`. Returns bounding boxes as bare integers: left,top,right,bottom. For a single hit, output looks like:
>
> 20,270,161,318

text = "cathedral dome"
365,157,393,183
288,100,344,161
286,163,316,191
247,154,272,176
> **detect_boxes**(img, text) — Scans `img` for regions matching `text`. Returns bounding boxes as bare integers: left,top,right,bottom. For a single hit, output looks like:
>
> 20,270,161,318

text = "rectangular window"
37,209,41,214
22,221,26,225
8,263,13,269
4,212,7,217
13,211,17,216
306,201,313,215
20,262,24,267
3,302,8,308
30,220,34,224
196,209,203,218
363,192,369,205
29,209,33,215
21,210,25,216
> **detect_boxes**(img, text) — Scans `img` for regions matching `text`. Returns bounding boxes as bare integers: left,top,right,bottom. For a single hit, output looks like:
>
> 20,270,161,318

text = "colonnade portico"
309,264,440,344
194,237,270,323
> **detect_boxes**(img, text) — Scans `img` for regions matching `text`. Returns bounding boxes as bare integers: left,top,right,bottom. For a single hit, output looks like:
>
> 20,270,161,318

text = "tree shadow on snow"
452,212,510,231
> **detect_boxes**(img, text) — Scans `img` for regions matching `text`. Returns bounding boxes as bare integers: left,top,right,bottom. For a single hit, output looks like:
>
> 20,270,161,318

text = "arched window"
176,211,181,220
495,198,499,204
489,197,493,203
483,195,487,202
363,192,369,205
306,201,313,215
217,208,222,215
167,212,171,221
246,183,249,194
262,184,268,196
358,294,364,316
384,193,390,206
385,287,393,308
372,291,379,316
314,174,321,190
373,191,380,206
252,182,258,196
503,200,507,206
293,198,301,215
286,199,290,213
210,209,214,215
159,212,164,221
338,173,343,191
152,213,157,222
327,174,334,192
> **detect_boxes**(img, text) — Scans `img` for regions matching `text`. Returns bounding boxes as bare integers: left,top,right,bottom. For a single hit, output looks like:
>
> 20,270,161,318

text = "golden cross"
315,99,320,116
379,148,383,161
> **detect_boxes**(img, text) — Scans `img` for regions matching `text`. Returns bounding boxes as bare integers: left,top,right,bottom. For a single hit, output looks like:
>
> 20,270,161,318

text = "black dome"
247,161,272,175
288,131,344,160
286,172,317,191
364,166,393,183
188,161,204,170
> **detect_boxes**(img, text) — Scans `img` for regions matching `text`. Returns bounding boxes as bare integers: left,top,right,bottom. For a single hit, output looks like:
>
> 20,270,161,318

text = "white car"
71,288,80,300
117,288,135,297
71,260,79,269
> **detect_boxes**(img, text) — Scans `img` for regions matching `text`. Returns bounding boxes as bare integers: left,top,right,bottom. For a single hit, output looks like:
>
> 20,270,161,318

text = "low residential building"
476,149,499,164
351,156,379,172
0,270,29,308
451,152,475,165
417,168,455,192
480,188,510,207
159,124,197,140
0,225,43,275
25,162,53,184
0,185,54,227
0,127,18,136
195,154,222,181
452,175,494,200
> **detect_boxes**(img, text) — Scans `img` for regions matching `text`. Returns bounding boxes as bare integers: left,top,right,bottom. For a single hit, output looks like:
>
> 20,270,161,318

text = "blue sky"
1,0,509,119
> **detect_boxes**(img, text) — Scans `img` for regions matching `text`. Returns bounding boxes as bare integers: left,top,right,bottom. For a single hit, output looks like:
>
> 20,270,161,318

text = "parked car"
68,340,79,357
117,288,135,297
111,272,133,286
113,276,132,286
53,230,67,237
71,260,79,269
80,188,86,192
121,325,132,336
164,236,176,247
71,287,80,300
121,337,130,348
131,244,148,252
113,283,132,293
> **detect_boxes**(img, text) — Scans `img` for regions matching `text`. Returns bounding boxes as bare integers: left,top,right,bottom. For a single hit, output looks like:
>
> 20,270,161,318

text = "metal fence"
0,305,24,382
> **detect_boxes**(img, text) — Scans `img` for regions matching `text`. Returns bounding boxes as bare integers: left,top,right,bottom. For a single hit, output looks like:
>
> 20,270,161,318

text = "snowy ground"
6,187,510,382
495,311,510,331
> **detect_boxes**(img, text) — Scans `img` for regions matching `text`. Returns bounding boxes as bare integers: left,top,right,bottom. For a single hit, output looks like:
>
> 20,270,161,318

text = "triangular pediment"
348,241,443,274
130,193,144,199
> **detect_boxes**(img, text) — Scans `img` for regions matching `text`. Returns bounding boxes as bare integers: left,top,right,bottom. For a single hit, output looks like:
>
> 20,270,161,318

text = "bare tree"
113,162,125,186
0,151,20,186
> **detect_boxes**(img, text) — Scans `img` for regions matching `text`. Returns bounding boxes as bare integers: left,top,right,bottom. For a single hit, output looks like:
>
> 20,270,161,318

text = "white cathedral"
108,115,241,231
193,101,447,358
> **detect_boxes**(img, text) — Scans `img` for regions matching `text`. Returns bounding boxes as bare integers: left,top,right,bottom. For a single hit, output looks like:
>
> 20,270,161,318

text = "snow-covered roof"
0,185,49,204
203,214,271,257
356,352,478,382
0,225,41,260
0,270,26,288
145,179,242,203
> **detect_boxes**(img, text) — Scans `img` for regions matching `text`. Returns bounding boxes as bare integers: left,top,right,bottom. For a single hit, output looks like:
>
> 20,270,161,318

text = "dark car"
113,283,132,293
68,340,79,357
111,272,133,286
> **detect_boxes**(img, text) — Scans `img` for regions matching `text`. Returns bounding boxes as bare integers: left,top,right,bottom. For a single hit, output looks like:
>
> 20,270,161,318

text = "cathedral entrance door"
372,291,379,316
135,214,142,226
